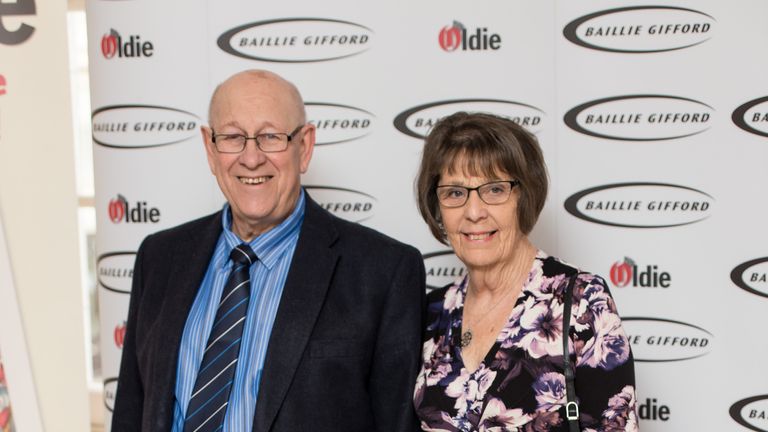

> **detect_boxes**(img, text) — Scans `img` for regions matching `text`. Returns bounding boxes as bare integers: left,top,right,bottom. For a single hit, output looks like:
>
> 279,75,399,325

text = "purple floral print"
414,252,638,431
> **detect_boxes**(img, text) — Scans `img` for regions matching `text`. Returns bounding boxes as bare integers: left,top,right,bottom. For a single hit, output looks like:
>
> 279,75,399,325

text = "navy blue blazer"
112,195,425,431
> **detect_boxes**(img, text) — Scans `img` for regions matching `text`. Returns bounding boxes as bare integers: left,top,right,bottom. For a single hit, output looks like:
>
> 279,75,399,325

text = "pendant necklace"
460,281,518,348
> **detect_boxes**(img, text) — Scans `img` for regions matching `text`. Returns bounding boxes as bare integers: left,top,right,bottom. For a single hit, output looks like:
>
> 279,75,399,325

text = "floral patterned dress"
414,252,638,432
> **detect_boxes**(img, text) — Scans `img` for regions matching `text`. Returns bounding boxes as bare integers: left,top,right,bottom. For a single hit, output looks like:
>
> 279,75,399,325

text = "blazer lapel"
253,197,339,432
150,212,223,428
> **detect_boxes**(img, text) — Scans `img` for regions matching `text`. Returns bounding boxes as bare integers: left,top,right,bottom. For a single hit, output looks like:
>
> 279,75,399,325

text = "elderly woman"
413,112,637,432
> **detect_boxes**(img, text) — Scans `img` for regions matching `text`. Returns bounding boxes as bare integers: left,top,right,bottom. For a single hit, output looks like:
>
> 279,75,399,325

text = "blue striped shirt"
171,190,305,432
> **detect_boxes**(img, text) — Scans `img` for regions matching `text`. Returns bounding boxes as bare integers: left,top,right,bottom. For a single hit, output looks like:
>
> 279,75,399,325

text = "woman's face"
438,165,524,273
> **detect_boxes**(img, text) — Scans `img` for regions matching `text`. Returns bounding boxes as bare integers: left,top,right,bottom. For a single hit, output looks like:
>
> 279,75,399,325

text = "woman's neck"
467,237,536,298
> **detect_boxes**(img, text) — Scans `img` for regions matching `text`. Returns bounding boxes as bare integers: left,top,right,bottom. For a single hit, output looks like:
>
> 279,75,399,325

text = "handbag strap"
563,272,580,432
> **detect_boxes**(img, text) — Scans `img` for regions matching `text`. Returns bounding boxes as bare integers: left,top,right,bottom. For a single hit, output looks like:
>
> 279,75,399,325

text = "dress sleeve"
571,274,639,432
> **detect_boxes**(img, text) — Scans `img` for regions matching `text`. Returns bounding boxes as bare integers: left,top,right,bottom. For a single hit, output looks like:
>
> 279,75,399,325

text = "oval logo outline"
103,377,118,412
305,102,374,145
563,6,715,54
304,185,377,223
91,104,201,149
422,250,467,290
563,182,714,228
622,316,713,362
730,257,768,299
393,98,546,139
97,251,136,294
729,394,768,432
733,96,768,138
216,17,373,63
563,94,713,141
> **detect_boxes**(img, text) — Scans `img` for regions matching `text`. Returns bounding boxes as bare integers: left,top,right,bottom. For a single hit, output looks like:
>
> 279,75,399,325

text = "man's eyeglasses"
435,180,520,208
211,125,304,153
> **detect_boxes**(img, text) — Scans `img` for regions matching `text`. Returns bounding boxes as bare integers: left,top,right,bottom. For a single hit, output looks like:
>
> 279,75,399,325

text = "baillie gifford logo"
564,182,714,228
730,395,768,431
562,6,714,54
108,194,160,224
732,96,768,138
438,20,501,52
731,257,768,299
305,186,376,223
563,94,713,141
305,102,374,145
423,251,467,290
217,18,372,63
610,257,671,289
394,99,544,139
101,28,154,59
103,377,117,412
623,317,712,362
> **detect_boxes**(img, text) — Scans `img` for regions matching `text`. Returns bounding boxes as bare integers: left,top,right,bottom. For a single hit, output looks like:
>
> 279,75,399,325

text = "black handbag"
562,272,582,432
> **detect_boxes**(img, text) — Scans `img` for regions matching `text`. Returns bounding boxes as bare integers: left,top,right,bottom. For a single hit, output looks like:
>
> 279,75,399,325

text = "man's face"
203,74,315,240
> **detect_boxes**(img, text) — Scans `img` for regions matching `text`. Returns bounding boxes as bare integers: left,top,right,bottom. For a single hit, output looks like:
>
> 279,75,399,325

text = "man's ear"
201,125,217,174
298,123,316,174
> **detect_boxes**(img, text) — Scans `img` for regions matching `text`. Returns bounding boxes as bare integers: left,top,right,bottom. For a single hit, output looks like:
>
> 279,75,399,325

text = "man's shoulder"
303,195,417,254
323,210,418,256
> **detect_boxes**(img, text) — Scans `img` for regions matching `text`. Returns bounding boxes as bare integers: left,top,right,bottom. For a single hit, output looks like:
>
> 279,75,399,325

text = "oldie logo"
731,257,768,299
638,397,670,421
103,377,118,412
0,0,36,45
394,99,544,139
114,321,127,348
730,395,768,431
623,317,712,362
564,95,713,141
217,18,372,62
92,105,200,148
733,96,768,138
563,6,714,53
564,182,714,228
423,251,467,290
97,251,136,294
305,186,376,223
438,20,501,52
610,257,670,288
108,195,160,224
100,29,153,59
306,102,373,145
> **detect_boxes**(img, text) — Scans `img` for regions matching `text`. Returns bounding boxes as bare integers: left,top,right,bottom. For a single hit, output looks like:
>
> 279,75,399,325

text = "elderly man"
111,70,425,432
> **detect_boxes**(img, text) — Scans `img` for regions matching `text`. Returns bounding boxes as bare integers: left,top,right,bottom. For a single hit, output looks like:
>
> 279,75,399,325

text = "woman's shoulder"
426,276,466,312
537,252,609,289
426,284,450,304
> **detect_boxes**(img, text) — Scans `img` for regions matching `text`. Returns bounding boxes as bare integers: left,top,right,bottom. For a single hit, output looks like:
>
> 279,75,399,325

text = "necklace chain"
458,246,537,348
460,277,520,348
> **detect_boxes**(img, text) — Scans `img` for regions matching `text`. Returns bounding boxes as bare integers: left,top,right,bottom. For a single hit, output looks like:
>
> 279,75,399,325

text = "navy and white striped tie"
184,243,256,432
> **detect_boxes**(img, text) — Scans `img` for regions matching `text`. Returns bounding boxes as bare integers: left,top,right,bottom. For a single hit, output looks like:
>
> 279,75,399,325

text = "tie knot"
230,243,257,267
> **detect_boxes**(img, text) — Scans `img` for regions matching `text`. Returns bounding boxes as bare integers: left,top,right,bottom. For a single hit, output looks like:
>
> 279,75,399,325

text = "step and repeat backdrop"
86,1,768,430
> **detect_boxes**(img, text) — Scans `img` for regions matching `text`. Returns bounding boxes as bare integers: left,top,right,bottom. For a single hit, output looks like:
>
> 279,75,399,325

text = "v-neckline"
454,253,541,375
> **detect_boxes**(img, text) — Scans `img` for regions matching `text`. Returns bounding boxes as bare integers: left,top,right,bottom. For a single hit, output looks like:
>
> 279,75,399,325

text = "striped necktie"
184,243,256,432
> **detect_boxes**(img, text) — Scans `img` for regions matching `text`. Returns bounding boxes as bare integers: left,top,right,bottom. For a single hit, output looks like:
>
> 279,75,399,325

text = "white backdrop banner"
86,1,768,430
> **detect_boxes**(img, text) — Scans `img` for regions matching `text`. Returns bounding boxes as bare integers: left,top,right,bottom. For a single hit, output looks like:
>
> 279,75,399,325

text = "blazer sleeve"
110,236,150,432
368,245,426,432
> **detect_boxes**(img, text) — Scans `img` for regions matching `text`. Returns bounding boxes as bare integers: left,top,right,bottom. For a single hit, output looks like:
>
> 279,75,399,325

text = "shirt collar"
220,189,306,270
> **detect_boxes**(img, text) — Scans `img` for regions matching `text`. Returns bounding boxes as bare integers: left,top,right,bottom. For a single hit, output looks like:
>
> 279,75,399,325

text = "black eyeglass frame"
210,124,305,153
435,180,521,208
